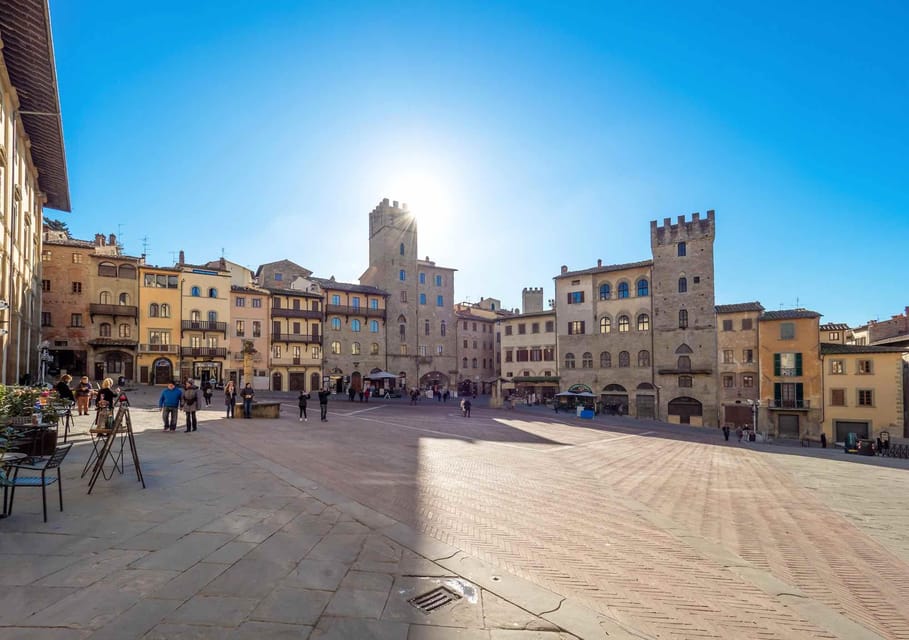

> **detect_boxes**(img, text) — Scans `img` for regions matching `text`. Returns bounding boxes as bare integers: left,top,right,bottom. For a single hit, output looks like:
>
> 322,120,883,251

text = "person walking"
464,398,472,418
182,380,199,432
460,397,466,417
820,432,827,448
158,381,183,431
224,381,237,418
298,390,310,422
240,383,255,418
75,375,92,416
202,381,213,407
722,425,731,441
318,388,330,421
55,374,75,407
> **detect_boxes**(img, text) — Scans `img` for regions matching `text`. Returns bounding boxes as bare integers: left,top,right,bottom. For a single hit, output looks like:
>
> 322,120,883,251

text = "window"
330,317,341,330
371,343,379,355
518,323,526,335
637,279,649,297
437,345,444,356
99,323,112,337
462,357,469,368
582,352,593,368
160,303,170,318
400,344,408,355
236,320,245,337
831,389,846,406
564,353,575,369
830,359,845,374
722,319,733,331
42,250,51,262
149,330,170,345
98,262,117,277
858,389,873,406
543,347,554,361
638,350,650,367
273,345,282,358
618,351,630,367
568,291,584,304
599,283,611,300
568,321,585,335
530,348,542,361
532,322,540,334
274,273,283,282
678,242,686,256
41,279,50,292
253,321,261,337
435,275,442,286
722,374,734,388
41,312,51,326
119,324,131,338
678,277,687,293
678,355,691,371
618,282,629,299
424,320,430,336
293,322,301,334
208,311,218,323
208,288,217,298
441,321,446,336
119,292,130,305
419,345,427,356
599,317,611,334
437,295,444,307
191,286,201,297
472,358,478,368
679,375,693,387
351,297,360,309
351,319,361,332
693,276,700,284
545,321,554,332
473,340,478,349
505,350,513,362
780,322,795,340
251,298,262,308
857,359,873,374
679,310,688,329
148,303,160,318
742,318,753,330
351,342,361,355
399,270,406,281
419,272,426,284
637,314,650,331
617,315,629,333
774,352,803,376
235,297,245,307
401,290,407,302
743,349,754,363
600,351,612,368
73,253,83,264
370,320,379,333
743,375,754,388
829,331,841,341
723,350,734,364
330,341,341,354
191,311,201,322
99,291,111,304
505,326,512,336
419,293,426,305
400,243,405,256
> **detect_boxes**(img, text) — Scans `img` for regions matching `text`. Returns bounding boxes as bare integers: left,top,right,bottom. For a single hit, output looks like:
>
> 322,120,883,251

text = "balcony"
768,399,811,410
326,304,386,319
181,320,228,333
271,357,320,367
271,333,321,344
139,343,180,354
180,347,228,359
89,303,138,318
271,308,323,320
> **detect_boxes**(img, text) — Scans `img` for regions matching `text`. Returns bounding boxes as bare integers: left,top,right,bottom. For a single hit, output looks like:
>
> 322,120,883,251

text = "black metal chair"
5,443,73,522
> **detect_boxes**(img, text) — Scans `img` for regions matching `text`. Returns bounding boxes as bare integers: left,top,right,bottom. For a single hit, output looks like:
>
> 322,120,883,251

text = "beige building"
454,297,504,395
499,288,558,402
1,3,70,384
716,302,763,428
176,253,231,384
821,344,907,441
757,309,823,440
266,284,323,392
360,199,458,392
136,264,181,384
228,284,269,388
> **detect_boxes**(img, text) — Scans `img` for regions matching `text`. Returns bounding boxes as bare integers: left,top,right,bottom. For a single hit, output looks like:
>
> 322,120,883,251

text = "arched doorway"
310,372,321,392
272,372,283,391
668,396,703,425
350,371,362,392
602,384,629,415
152,358,173,385
636,382,656,419
419,371,449,391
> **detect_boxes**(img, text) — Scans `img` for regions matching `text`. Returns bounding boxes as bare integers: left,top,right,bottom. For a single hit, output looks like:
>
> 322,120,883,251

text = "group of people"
297,389,331,422
54,374,126,426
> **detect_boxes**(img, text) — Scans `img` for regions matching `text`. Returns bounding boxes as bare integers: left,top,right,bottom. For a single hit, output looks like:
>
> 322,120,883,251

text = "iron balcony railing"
271,333,322,344
138,344,180,353
768,399,811,410
271,308,323,319
180,347,228,358
325,304,386,319
89,303,138,317
181,320,228,333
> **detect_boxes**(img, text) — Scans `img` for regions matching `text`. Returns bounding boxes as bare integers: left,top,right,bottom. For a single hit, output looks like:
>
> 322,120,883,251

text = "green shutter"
795,353,803,376
773,353,781,376
774,383,782,405
795,383,804,407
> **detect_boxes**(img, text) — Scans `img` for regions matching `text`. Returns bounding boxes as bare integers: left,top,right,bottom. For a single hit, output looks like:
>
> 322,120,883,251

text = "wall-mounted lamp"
0,300,9,311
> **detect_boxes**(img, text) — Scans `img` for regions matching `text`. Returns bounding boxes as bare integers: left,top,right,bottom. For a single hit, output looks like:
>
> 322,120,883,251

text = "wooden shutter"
773,383,782,406
795,353,803,376
795,383,804,407
773,353,781,376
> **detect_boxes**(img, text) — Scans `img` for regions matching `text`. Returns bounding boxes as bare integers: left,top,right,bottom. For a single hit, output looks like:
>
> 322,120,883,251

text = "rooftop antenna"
141,235,149,257
169,251,178,264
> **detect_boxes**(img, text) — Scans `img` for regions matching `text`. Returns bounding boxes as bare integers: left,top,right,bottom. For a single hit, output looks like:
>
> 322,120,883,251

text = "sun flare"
388,170,453,241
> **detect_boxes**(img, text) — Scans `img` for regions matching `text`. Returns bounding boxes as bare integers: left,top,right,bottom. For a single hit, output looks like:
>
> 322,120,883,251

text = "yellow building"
177,256,231,384
757,309,822,440
821,344,906,441
228,284,269,388
137,265,181,384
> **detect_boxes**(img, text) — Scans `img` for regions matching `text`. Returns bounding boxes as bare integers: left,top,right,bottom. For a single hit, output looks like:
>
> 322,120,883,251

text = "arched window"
619,351,630,367
160,303,170,318
441,321,446,337
118,264,136,279
99,323,112,337
331,317,341,330
351,319,361,332
99,291,111,304
472,358,478,368
564,353,576,369
331,341,341,354
599,316,611,334
600,351,612,368
582,352,593,368
191,310,201,322
678,277,687,293
351,342,361,355
119,323,131,338
637,279,649,297
370,320,379,333
599,283,611,300
618,282,629,298
679,309,689,328
424,320,430,336
618,315,630,332
149,303,159,317
678,241,687,257
190,286,201,297
462,357,468,368
638,350,650,367
98,262,117,277
208,288,218,298
678,355,691,371
399,324,406,339
208,311,217,323
119,292,130,305
637,313,650,331
400,243,405,256
370,343,379,355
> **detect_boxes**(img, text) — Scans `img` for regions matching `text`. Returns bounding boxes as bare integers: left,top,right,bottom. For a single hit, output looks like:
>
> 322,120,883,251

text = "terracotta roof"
555,259,653,280
716,302,765,314
760,309,822,321
263,285,322,299
820,323,850,331
0,0,70,211
311,277,388,296
821,343,907,354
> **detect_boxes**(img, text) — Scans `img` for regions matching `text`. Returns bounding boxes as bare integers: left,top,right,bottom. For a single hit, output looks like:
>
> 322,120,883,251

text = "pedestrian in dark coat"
318,388,330,421
298,390,310,422
224,381,237,418
240,383,255,418
182,381,199,432
202,382,213,407
722,425,730,441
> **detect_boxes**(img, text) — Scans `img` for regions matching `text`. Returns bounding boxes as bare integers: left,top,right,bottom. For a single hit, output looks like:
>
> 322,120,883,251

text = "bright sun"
387,170,453,241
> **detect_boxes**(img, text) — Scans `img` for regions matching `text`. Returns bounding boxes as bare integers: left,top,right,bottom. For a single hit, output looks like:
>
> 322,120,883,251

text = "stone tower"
361,198,457,390
650,211,718,426
522,287,544,314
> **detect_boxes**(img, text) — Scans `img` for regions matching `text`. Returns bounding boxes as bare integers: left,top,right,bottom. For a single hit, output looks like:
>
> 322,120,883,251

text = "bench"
232,401,281,419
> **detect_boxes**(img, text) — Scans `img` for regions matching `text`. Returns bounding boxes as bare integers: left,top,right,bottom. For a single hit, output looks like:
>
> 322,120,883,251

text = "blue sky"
49,1,908,326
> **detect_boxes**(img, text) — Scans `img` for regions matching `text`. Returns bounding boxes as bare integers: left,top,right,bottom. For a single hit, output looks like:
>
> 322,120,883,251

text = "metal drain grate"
408,586,462,614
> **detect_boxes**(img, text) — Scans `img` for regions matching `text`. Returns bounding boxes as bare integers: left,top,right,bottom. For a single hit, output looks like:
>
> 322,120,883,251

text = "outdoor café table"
1,451,27,518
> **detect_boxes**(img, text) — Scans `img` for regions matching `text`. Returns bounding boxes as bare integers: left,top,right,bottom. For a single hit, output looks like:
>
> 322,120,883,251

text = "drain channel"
408,586,462,614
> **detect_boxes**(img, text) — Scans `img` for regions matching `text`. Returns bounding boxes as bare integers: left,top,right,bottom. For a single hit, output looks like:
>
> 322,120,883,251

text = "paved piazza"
215,396,909,640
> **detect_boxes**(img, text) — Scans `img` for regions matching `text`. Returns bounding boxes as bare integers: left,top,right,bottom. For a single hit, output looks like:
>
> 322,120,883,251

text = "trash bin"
857,439,875,456
844,432,859,454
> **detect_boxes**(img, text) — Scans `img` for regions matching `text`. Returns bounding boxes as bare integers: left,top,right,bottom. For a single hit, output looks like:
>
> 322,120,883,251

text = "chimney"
178,250,185,265
219,257,226,270
108,233,116,246
94,233,104,246
561,265,568,274
597,259,602,267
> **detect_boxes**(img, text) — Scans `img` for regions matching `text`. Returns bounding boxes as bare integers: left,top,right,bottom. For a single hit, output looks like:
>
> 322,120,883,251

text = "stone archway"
351,371,362,392
668,396,703,425
601,384,629,415
310,372,321,392
636,382,656,419
152,358,173,385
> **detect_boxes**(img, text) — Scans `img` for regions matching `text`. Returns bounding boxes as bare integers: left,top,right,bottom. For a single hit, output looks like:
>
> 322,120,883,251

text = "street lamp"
747,399,761,441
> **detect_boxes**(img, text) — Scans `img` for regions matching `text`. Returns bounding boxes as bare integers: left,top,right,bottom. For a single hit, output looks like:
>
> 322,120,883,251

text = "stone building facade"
228,284,269,389
176,253,231,384
360,198,457,391
137,265,181,384
499,288,558,402
266,285,323,392
454,298,502,395
716,302,763,428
